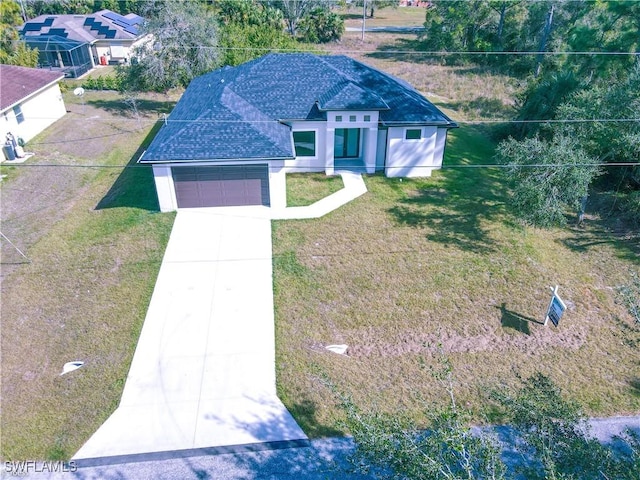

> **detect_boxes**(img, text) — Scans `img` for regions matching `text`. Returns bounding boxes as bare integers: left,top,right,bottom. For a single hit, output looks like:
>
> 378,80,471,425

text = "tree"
341,367,640,480
270,0,320,36
122,0,220,91
340,355,507,480
24,0,93,17
297,6,344,43
422,0,495,52
1,0,38,67
215,0,299,66
496,135,600,228
494,373,640,480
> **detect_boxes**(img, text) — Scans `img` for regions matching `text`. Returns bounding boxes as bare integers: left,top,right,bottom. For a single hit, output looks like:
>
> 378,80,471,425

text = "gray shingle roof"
140,53,456,163
0,65,64,111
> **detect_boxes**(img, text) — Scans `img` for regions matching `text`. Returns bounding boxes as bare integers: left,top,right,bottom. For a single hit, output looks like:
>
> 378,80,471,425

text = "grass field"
0,91,177,460
342,5,427,28
273,123,640,436
286,173,344,206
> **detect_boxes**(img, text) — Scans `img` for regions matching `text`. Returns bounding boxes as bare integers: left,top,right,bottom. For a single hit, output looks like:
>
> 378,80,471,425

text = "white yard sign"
545,285,567,327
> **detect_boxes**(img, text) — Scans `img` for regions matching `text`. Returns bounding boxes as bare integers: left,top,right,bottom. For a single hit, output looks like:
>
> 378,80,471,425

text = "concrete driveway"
74,207,307,465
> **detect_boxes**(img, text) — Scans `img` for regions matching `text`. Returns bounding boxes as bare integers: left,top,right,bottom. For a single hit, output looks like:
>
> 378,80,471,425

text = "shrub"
298,7,344,43
82,75,122,91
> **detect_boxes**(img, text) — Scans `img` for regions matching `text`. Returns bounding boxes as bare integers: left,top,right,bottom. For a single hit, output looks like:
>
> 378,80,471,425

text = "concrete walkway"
73,172,368,465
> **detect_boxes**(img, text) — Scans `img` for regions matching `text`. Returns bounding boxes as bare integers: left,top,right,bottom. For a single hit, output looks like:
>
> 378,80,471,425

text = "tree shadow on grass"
286,398,344,438
95,123,162,211
387,127,510,254
558,190,640,265
87,98,176,118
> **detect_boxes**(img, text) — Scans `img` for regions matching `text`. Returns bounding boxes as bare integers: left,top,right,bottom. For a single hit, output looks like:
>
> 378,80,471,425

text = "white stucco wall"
286,121,327,173
152,165,177,212
385,125,443,178
1,82,66,144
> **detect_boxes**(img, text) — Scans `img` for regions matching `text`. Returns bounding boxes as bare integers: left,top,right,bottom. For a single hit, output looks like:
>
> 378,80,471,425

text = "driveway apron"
74,207,307,463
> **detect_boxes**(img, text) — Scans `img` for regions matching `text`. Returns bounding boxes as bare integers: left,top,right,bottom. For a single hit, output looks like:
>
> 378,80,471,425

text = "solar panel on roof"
101,11,120,22
105,30,116,39
48,28,68,37
44,18,54,26
23,23,44,32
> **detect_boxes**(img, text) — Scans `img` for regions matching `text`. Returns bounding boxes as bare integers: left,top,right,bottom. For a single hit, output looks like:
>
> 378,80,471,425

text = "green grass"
286,173,344,206
0,91,176,460
273,124,640,437
341,5,427,28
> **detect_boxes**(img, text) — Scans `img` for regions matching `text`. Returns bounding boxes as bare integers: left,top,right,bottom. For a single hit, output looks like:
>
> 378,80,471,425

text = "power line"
4,162,638,170
18,116,640,124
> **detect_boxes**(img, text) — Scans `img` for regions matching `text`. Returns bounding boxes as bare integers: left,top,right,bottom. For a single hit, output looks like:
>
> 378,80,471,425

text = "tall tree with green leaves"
496,135,600,228
1,0,38,67
122,0,220,91
216,0,299,66
422,0,495,51
270,0,320,36
297,6,344,43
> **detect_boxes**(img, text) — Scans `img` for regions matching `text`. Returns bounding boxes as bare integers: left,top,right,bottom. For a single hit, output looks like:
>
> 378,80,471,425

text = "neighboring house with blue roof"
140,53,457,211
20,10,146,71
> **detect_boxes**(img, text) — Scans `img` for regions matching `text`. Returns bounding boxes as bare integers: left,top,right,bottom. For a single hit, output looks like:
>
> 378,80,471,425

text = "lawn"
0,90,178,460
287,173,344,206
273,125,640,436
342,5,427,28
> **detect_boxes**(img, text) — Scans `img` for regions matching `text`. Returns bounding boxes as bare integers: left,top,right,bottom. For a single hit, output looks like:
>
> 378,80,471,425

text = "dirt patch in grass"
1,90,177,460
0,91,177,276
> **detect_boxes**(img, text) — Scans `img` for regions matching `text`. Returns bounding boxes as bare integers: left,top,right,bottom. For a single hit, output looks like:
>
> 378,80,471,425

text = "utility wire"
18,116,640,124
4,162,638,169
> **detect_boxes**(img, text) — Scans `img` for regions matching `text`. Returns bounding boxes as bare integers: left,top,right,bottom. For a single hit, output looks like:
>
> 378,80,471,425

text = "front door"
334,128,360,158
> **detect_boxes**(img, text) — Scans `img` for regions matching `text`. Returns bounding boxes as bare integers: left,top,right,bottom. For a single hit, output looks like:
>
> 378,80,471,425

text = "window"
293,131,316,157
335,115,343,122
405,128,422,140
13,105,24,124
349,115,357,122
364,115,371,122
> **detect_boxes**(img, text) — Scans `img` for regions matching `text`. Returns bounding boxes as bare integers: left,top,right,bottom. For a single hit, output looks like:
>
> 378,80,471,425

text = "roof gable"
0,65,64,111
318,81,389,111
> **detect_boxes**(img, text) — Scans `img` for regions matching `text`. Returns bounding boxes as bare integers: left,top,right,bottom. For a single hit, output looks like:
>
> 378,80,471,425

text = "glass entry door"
334,128,360,158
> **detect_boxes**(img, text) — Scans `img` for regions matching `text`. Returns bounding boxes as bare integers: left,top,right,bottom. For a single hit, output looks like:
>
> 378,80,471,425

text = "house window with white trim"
405,128,422,140
293,131,316,156
364,115,371,122
13,105,24,124
336,115,343,122
349,115,357,122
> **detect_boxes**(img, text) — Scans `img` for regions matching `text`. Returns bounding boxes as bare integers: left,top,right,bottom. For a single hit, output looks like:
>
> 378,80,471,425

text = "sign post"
544,285,567,327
